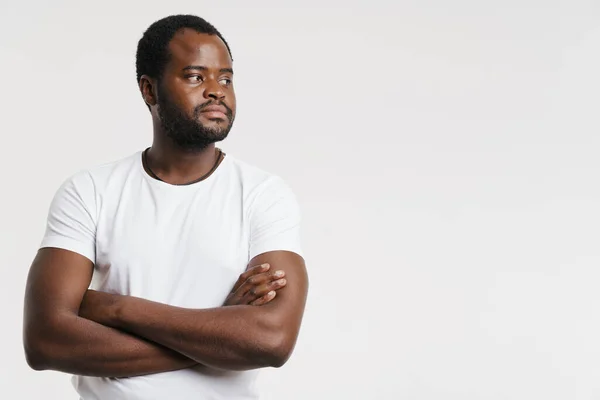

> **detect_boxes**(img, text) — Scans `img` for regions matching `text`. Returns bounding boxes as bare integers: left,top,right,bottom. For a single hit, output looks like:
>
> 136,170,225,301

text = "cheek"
227,93,237,114
169,86,201,111
167,93,196,116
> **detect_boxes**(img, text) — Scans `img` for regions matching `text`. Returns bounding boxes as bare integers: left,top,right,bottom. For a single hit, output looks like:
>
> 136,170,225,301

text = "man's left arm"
81,250,307,371
80,176,308,371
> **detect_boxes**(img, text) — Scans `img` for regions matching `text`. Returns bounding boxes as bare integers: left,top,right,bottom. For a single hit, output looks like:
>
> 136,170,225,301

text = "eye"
219,78,232,86
187,75,204,83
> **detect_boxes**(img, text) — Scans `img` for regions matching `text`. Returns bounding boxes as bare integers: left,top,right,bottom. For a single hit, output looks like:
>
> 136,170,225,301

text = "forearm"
97,296,286,371
25,312,196,377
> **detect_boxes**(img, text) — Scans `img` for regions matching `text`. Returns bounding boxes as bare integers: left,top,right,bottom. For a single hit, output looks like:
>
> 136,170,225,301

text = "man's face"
156,29,236,151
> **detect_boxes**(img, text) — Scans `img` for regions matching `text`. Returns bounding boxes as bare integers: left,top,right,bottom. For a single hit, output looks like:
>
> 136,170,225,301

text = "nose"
205,79,225,100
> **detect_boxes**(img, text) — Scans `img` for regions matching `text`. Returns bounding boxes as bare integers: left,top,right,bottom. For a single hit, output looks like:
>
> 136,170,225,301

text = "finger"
241,278,287,304
239,269,285,294
231,263,270,293
250,290,277,306
223,292,236,306
239,275,286,300
245,271,285,293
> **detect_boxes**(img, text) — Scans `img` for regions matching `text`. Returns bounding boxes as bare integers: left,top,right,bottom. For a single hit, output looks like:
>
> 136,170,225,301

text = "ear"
139,75,157,107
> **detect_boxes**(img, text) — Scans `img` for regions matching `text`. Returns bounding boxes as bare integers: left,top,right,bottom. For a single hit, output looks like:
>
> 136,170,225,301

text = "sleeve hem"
249,242,304,262
40,236,95,264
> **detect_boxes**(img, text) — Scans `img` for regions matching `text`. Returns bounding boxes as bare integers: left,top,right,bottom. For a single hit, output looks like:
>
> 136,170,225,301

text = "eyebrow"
182,66,234,74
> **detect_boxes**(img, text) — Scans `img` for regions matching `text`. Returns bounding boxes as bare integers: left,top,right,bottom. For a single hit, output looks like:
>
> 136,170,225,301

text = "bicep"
26,171,98,321
24,248,94,325
246,178,307,337
248,250,308,328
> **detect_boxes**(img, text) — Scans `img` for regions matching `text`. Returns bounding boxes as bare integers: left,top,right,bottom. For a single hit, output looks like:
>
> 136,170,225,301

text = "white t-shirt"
39,150,303,400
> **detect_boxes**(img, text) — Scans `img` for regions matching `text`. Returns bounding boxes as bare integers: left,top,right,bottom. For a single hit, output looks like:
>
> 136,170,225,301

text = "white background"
1,1,600,399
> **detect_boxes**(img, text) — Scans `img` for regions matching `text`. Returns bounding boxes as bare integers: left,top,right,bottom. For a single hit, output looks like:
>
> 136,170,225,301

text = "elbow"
268,351,291,369
23,335,50,371
252,310,302,369
25,349,48,371
264,332,296,368
23,320,61,372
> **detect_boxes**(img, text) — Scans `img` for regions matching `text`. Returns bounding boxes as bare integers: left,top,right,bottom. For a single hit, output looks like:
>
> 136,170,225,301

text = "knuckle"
272,279,284,287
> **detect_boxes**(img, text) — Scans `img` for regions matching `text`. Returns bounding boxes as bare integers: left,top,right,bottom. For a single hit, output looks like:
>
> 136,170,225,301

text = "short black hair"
136,14,232,86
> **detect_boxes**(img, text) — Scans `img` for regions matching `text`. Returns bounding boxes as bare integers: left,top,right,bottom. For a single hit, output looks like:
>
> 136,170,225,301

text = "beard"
156,85,234,152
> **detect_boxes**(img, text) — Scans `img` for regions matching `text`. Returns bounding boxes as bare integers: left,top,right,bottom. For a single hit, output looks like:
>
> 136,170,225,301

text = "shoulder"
225,155,300,220
225,154,294,195
224,155,299,210
61,151,141,194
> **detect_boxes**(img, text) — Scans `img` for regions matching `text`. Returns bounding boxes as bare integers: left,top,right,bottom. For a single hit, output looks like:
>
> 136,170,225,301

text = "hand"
224,263,287,306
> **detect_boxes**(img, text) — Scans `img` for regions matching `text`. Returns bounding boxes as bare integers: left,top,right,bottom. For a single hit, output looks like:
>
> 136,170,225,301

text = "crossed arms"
23,247,308,378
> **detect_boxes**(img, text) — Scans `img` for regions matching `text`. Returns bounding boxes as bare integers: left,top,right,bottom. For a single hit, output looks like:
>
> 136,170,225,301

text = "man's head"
136,15,236,151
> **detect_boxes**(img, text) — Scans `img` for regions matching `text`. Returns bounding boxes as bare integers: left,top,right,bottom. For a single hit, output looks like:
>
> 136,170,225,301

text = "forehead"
166,29,232,69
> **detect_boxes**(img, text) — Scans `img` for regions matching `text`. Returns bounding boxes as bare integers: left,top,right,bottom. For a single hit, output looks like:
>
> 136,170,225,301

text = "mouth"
199,104,228,120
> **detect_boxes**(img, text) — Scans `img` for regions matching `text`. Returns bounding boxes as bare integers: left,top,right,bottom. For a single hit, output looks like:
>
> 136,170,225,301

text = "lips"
201,104,227,113
199,104,228,119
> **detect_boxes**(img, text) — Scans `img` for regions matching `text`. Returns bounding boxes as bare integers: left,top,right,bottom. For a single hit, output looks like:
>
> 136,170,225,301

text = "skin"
22,29,308,377
24,250,285,377
141,29,237,183
79,250,307,370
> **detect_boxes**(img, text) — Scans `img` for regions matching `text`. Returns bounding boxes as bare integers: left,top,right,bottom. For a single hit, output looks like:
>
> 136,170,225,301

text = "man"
22,14,308,400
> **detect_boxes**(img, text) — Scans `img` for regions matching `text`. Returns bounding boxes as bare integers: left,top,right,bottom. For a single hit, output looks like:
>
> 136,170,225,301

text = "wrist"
81,290,125,328
106,292,125,329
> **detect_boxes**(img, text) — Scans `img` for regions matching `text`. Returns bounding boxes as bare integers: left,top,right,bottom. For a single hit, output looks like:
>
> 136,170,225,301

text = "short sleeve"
39,171,97,263
248,177,303,261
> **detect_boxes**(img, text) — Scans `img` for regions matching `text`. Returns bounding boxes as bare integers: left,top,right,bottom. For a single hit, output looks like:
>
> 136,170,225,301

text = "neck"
145,134,222,185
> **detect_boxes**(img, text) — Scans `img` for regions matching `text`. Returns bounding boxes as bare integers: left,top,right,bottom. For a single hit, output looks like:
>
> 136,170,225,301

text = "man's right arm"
23,247,197,378
23,247,286,377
